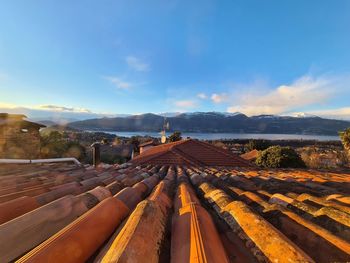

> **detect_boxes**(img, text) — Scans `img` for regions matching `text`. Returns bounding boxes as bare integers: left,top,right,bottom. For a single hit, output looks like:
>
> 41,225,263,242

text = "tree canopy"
256,146,306,168
246,139,271,151
168,131,182,142
40,131,86,160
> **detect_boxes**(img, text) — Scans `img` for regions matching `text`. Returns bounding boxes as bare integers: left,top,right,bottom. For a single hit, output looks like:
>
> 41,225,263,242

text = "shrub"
256,146,306,168
299,146,349,169
340,128,350,156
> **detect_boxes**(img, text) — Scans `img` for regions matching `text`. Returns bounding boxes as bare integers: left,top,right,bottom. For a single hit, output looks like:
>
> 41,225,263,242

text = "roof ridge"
168,139,190,149
132,140,188,161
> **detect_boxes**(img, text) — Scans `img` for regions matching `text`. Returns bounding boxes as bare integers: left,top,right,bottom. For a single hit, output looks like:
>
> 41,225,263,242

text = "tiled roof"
132,139,253,167
0,162,350,262
240,149,259,161
0,113,45,128
0,113,27,119
139,140,158,147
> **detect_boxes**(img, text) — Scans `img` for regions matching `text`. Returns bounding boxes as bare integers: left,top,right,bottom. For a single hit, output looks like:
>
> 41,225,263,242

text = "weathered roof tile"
0,157,349,262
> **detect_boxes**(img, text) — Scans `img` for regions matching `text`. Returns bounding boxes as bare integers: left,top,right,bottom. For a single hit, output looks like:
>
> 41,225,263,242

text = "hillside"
67,112,350,135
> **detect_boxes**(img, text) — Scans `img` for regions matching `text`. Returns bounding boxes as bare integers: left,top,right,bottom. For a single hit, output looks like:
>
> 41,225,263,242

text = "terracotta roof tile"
132,139,252,167
240,149,260,161
1,160,350,262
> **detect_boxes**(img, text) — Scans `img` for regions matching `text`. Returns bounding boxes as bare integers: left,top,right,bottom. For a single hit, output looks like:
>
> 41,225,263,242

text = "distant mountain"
31,120,58,127
180,111,245,118
291,112,318,118
0,106,131,124
67,112,350,135
29,114,132,125
29,117,80,126
159,112,182,117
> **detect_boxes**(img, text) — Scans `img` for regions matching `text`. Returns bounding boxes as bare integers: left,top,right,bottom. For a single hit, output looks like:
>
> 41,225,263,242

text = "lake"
96,131,340,141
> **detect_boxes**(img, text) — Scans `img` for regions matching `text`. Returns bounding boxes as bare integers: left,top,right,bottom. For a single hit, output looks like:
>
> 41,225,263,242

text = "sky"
0,0,350,120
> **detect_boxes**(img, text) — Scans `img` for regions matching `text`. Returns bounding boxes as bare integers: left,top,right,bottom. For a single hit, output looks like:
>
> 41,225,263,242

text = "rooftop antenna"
160,117,169,143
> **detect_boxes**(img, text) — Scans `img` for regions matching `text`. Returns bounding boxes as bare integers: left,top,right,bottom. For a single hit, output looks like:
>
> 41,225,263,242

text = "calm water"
97,131,340,141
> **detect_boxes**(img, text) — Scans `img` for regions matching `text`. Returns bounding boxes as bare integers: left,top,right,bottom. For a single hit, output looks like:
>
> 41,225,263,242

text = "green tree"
340,128,350,156
168,131,182,142
40,131,86,161
256,146,306,168
246,139,270,152
40,131,66,158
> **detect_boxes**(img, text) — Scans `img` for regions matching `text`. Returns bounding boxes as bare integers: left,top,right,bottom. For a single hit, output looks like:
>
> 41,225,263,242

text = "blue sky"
0,0,350,120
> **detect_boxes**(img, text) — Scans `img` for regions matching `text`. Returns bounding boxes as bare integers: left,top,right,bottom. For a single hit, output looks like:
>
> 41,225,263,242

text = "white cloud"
0,102,17,108
211,93,228,103
197,93,207,99
174,100,197,108
126,56,150,72
36,105,92,113
104,76,132,90
227,74,349,116
0,103,116,123
304,107,350,120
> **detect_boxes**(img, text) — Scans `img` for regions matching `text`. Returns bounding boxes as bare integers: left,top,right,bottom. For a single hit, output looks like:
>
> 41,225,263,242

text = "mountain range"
66,112,350,136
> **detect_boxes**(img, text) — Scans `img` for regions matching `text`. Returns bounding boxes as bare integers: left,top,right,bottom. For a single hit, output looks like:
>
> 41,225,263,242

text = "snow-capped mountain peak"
292,112,318,118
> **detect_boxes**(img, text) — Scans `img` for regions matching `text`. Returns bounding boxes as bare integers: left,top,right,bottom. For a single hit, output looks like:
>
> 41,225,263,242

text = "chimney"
91,142,101,167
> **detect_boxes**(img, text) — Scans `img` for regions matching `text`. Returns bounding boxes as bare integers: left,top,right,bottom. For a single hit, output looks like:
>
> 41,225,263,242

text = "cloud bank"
302,107,350,121
38,105,92,113
224,74,350,119
163,73,349,120
0,103,115,124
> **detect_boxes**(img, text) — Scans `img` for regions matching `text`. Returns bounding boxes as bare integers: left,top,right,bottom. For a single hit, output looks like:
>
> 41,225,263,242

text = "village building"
139,139,159,154
0,113,45,159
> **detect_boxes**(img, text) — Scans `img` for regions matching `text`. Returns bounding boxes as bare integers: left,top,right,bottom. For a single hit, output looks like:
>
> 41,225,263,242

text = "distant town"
1,113,349,170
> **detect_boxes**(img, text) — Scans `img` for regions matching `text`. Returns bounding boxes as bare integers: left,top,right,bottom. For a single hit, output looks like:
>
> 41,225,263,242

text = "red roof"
132,139,252,167
1,162,350,262
139,140,158,147
240,149,260,161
